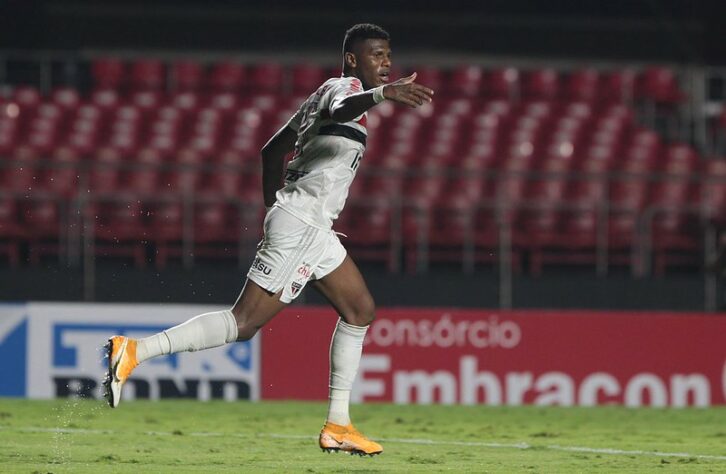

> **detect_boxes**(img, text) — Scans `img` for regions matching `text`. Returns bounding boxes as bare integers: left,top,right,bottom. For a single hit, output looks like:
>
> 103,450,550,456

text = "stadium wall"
1,302,724,407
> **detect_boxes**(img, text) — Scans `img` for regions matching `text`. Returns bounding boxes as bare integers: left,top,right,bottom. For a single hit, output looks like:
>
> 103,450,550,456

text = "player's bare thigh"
231,278,288,341
312,255,375,327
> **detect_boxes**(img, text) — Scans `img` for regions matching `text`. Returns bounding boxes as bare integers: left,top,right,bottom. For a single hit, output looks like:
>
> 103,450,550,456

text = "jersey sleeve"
285,103,305,132
328,77,364,116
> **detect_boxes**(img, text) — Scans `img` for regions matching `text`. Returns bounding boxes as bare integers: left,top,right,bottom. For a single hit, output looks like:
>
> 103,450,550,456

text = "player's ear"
344,52,357,69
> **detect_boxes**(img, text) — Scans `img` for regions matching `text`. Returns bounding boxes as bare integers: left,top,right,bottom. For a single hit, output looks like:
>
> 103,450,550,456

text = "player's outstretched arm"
330,73,434,123
260,125,297,208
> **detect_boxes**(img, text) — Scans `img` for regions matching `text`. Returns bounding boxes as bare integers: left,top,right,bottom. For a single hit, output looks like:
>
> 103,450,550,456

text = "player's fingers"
398,72,417,85
411,84,435,97
396,95,420,108
411,89,432,103
406,93,425,106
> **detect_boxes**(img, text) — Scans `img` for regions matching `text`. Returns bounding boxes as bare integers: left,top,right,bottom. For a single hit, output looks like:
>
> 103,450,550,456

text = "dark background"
2,0,726,64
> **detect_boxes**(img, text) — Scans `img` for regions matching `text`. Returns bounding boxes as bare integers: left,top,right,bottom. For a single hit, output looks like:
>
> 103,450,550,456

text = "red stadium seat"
123,148,162,195
91,58,126,89
91,88,120,110
410,66,444,94
208,61,247,92
486,68,520,101
89,147,123,194
249,62,285,94
345,201,398,271
42,146,81,196
131,90,163,111
601,69,637,103
448,65,484,97
0,197,23,266
523,69,559,100
89,198,149,267
5,147,40,193
150,200,184,267
565,69,600,102
291,64,327,94
163,148,205,194
51,87,82,112
12,86,41,110
193,201,244,262
23,199,63,264
130,59,165,91
171,60,205,91
638,67,685,105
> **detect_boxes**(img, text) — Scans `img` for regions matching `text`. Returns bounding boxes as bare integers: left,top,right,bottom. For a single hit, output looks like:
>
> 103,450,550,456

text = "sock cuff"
221,309,238,343
336,318,369,337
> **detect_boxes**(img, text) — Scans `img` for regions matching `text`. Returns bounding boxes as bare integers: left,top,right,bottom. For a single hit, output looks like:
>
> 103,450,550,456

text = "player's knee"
231,310,260,341
342,294,376,327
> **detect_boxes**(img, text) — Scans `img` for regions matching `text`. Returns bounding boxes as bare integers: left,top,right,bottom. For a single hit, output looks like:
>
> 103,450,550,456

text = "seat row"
88,58,686,103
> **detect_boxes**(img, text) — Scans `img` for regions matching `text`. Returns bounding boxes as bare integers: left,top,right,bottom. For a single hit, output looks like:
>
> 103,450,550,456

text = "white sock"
135,309,238,363
327,319,368,426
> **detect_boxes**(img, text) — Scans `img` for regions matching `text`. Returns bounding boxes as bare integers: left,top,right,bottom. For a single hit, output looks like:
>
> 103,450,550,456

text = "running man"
103,23,434,456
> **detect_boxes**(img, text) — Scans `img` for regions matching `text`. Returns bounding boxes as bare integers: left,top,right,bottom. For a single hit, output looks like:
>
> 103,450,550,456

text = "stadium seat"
448,65,484,97
208,61,247,92
344,201,399,271
171,60,205,91
523,68,559,100
565,68,600,102
12,86,42,110
130,59,165,91
702,159,726,226
249,62,285,93
638,67,685,105
193,201,245,262
291,64,327,94
41,146,81,196
123,148,162,195
149,200,184,268
486,68,520,101
601,69,636,103
0,197,23,266
51,87,82,112
91,58,126,89
89,198,149,267
23,198,63,264
89,147,124,194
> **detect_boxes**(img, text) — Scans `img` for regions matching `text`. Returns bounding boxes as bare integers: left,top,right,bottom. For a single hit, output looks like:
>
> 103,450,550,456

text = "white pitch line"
3,426,725,462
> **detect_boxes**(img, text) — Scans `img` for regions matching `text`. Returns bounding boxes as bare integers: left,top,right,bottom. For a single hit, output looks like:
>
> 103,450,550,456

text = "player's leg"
312,255,383,455
104,279,286,408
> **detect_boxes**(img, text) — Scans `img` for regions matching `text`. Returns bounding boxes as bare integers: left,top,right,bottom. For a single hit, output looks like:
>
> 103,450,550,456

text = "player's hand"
383,73,434,108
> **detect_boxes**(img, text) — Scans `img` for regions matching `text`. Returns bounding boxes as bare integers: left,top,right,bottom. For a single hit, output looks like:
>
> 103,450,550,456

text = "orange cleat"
319,422,383,456
102,336,138,408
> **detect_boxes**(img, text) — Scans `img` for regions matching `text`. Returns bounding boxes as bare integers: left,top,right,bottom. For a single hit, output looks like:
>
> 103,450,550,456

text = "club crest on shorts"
290,281,303,295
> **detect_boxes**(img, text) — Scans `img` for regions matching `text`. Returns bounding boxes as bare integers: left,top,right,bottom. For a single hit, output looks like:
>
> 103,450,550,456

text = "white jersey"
274,76,368,229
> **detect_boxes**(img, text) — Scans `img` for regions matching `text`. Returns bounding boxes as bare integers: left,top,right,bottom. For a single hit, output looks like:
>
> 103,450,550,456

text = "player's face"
352,38,391,90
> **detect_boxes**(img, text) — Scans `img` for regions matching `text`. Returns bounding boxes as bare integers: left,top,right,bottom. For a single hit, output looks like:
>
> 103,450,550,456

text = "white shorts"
247,206,347,303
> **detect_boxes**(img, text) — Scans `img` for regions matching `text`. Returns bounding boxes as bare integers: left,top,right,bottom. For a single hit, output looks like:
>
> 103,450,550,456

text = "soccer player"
103,23,434,456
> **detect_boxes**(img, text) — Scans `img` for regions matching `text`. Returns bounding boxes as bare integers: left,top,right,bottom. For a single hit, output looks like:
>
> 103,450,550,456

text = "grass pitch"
0,399,725,473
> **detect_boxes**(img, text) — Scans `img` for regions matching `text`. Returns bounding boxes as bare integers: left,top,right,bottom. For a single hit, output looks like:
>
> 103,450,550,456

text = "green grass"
1,399,725,473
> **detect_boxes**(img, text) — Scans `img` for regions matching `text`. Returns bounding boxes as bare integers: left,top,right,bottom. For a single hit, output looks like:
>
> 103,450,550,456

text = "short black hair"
342,23,390,54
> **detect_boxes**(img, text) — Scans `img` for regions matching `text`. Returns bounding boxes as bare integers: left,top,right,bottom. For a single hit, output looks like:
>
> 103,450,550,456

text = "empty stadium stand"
0,58,723,275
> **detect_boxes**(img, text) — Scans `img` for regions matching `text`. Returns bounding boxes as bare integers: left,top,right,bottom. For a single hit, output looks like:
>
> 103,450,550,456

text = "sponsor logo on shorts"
290,281,303,295
297,263,312,279
252,257,272,275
